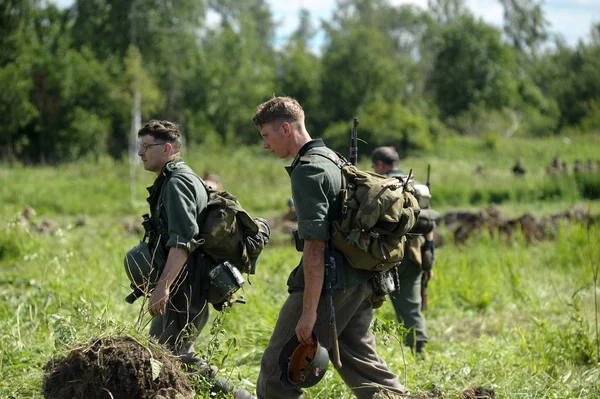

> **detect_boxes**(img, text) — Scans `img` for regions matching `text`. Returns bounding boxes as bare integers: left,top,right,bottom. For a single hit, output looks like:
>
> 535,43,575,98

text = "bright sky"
51,0,599,49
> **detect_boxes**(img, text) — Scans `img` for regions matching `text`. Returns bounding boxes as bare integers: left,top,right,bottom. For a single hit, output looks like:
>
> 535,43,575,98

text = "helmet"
413,183,431,209
205,261,246,304
124,241,159,291
279,332,329,389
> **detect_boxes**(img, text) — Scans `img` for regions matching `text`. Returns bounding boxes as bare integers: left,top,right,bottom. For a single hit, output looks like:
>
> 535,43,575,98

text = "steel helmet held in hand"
279,332,329,389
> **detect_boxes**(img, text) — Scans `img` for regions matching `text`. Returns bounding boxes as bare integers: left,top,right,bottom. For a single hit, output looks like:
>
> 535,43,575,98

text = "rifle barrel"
426,164,431,189
349,118,359,166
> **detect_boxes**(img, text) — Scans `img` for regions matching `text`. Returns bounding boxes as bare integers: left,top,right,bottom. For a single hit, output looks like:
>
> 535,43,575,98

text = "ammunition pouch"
292,228,304,252
323,246,345,295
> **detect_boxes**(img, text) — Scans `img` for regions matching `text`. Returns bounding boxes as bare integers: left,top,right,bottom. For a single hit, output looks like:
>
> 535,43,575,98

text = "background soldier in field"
371,146,435,354
512,157,526,176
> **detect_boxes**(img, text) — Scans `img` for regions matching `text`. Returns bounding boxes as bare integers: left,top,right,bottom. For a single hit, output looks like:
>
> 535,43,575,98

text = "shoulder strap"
155,162,205,219
299,148,349,170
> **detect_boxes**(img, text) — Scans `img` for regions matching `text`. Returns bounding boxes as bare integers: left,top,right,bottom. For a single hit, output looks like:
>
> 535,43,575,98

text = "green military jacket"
285,139,374,291
146,159,208,266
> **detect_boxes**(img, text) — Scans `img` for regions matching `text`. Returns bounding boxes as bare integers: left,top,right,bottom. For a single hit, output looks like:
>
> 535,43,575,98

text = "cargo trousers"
389,265,428,349
256,279,408,399
149,263,211,358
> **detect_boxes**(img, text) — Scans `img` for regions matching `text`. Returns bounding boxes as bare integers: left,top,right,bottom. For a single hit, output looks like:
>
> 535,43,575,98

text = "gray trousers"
257,280,407,399
389,267,428,348
149,298,210,356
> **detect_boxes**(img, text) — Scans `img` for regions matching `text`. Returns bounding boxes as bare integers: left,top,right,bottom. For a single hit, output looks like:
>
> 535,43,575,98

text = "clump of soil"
462,385,495,399
43,336,193,399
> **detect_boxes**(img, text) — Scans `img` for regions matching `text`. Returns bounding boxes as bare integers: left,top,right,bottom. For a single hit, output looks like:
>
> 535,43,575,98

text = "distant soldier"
371,146,403,176
546,156,561,174
202,171,222,191
561,161,568,174
512,158,526,176
475,163,485,177
574,159,583,174
371,146,436,354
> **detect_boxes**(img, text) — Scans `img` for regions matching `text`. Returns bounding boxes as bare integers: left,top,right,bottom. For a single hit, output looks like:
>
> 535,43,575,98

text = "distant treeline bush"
433,173,600,207
1,1,600,164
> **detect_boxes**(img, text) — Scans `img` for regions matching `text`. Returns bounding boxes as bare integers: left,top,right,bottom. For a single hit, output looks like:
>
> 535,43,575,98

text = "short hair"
138,120,182,151
252,96,305,127
371,146,399,166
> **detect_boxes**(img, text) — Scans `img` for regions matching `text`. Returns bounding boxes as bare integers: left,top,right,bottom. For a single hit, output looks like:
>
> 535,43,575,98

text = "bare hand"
149,283,169,317
427,269,434,280
296,311,317,345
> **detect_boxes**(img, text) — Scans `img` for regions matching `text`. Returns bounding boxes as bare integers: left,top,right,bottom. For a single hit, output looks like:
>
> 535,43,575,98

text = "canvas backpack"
196,185,270,275
306,151,420,272
166,168,269,275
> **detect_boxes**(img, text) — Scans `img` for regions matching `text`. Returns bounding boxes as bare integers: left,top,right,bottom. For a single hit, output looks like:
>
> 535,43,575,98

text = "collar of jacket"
387,169,405,177
146,157,185,206
285,139,325,176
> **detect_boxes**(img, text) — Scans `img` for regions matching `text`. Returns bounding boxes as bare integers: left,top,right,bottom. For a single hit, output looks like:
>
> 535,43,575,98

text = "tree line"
1,0,599,164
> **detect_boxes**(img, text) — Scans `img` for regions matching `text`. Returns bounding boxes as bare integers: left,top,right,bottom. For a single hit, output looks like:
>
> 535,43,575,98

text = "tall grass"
1,134,599,398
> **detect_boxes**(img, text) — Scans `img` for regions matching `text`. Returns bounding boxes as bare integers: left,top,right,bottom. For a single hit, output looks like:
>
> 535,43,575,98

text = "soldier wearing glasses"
136,119,210,364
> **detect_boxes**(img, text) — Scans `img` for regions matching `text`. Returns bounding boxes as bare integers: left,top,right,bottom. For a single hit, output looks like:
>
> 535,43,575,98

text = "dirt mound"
43,336,193,399
441,203,598,244
462,385,495,398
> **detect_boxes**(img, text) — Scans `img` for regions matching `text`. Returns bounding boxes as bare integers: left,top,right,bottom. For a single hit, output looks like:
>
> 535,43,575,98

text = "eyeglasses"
138,142,165,153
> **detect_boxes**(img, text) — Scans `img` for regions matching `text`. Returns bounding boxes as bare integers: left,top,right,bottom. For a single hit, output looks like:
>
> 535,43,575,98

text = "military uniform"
146,159,210,357
256,140,407,399
389,237,429,351
386,170,432,352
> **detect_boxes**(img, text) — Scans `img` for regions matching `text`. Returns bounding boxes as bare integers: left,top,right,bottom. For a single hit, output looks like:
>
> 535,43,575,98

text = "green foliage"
323,101,433,157
0,143,599,397
187,3,277,145
429,15,519,120
515,78,560,136
482,131,499,150
275,26,323,131
500,0,549,59
320,17,408,127
575,172,600,200
537,42,600,131
578,98,600,133
2,0,599,164
0,62,37,158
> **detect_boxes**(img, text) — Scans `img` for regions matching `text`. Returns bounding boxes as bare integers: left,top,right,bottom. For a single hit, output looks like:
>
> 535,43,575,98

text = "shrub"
575,172,600,199
482,131,499,150
488,188,512,204
469,189,485,205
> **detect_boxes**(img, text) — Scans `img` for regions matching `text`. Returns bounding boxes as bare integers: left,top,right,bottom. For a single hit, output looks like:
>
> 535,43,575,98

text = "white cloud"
467,0,504,27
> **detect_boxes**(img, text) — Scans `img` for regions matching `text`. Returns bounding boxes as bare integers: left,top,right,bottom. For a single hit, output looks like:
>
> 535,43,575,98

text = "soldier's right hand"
149,283,169,316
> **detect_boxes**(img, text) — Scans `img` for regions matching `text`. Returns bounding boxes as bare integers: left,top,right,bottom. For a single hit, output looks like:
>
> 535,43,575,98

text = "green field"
1,134,599,398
